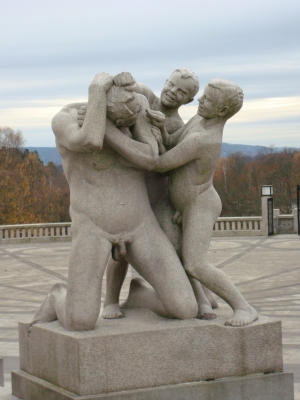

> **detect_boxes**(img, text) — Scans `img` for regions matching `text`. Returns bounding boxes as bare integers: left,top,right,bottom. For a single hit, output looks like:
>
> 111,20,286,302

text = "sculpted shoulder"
52,102,86,136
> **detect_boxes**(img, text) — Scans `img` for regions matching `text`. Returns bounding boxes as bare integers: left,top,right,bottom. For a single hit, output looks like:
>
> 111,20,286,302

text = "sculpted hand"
146,109,165,129
77,104,87,127
113,72,137,91
89,72,114,93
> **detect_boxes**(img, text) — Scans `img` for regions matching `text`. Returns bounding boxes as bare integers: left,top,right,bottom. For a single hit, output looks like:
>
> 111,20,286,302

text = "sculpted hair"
208,79,244,118
106,85,140,122
172,68,200,98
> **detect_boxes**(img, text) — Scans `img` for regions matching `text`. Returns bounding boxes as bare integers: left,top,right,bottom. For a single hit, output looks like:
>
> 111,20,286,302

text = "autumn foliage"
214,149,300,216
1,126,299,224
0,127,69,225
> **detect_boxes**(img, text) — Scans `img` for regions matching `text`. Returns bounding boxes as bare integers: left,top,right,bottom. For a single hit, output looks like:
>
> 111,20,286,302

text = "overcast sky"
1,0,299,148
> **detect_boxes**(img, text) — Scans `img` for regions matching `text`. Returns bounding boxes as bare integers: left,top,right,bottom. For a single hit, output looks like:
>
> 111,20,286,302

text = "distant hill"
26,147,62,165
26,144,298,165
221,143,268,157
221,144,298,158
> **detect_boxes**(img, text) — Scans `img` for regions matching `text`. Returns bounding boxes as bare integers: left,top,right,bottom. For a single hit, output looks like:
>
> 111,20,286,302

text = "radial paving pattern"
0,235,299,398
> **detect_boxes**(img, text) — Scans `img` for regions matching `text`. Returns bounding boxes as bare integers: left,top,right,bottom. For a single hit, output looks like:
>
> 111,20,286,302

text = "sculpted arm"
135,83,156,106
113,72,157,107
105,122,200,172
153,135,200,172
161,125,186,148
105,120,158,170
145,109,186,149
52,73,113,152
131,94,159,154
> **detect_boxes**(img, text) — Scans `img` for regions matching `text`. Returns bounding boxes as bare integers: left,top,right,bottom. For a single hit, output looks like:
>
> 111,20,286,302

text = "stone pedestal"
12,306,294,400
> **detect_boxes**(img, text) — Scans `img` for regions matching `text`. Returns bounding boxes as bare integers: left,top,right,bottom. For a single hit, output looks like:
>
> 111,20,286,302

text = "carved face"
197,86,222,119
161,73,194,109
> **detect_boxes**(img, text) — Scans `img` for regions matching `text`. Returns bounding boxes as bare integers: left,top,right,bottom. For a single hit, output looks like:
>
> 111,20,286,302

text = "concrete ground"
0,235,299,399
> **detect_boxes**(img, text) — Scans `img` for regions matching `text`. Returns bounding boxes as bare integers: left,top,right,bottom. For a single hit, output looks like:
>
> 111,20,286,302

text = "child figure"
105,79,258,326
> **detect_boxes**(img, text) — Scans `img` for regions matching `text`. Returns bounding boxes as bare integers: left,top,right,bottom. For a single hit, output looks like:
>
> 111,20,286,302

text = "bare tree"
0,126,24,149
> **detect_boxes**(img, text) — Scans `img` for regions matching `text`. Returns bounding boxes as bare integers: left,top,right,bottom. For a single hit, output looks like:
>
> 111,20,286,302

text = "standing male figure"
105,79,258,327
30,73,198,331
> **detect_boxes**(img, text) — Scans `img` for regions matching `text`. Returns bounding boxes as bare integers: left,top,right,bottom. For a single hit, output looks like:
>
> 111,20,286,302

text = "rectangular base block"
12,370,294,400
16,307,284,396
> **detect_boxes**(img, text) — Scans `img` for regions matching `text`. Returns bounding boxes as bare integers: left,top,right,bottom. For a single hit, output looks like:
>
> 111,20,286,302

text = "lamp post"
261,185,274,236
261,185,274,197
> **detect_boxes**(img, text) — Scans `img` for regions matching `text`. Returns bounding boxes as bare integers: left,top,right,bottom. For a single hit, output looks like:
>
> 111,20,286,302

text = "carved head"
161,68,199,109
106,86,141,127
198,79,244,120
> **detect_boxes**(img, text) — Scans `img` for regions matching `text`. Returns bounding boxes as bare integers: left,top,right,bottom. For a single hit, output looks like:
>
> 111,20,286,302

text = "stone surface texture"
17,307,283,396
11,371,294,400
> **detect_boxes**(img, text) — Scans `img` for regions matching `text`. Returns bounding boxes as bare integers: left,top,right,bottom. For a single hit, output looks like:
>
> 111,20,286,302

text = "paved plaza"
0,235,299,399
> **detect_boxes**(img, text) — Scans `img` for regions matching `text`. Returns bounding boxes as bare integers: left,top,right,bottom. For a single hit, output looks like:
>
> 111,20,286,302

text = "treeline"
0,127,69,225
1,126,299,224
214,149,300,216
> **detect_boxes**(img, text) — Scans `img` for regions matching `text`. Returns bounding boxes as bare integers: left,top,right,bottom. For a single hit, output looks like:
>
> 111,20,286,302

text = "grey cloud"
1,0,299,130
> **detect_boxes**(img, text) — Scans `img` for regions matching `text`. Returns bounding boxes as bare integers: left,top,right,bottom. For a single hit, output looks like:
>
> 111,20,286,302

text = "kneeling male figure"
31,73,198,331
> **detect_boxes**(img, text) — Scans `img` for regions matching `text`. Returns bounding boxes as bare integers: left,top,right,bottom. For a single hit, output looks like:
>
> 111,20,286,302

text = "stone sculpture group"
12,68,294,400
31,69,258,331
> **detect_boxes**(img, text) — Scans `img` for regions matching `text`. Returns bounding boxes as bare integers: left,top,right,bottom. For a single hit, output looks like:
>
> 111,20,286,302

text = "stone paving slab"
0,235,299,398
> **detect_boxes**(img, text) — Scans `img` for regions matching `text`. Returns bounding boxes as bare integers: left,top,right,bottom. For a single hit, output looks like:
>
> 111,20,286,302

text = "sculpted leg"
102,257,128,319
30,222,112,331
152,193,183,257
65,225,112,330
189,278,216,320
182,189,258,327
154,193,217,317
203,285,218,309
124,217,198,320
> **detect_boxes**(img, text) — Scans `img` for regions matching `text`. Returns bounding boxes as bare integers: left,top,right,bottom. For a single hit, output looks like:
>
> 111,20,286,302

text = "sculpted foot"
30,294,56,329
197,303,217,320
225,306,258,327
102,304,124,319
29,283,66,329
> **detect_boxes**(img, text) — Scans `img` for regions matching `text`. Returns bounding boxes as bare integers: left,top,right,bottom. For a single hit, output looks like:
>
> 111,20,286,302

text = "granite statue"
31,72,258,331
30,72,199,331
